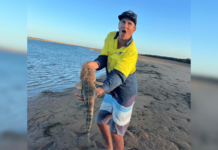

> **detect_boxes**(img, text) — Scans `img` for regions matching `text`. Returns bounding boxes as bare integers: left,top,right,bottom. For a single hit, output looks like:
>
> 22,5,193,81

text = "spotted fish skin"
80,64,97,143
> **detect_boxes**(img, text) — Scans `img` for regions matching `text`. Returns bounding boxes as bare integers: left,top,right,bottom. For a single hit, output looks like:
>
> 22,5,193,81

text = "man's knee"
111,131,123,138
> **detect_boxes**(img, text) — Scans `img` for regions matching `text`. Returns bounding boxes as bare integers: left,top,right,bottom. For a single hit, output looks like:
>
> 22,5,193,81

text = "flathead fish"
76,64,103,143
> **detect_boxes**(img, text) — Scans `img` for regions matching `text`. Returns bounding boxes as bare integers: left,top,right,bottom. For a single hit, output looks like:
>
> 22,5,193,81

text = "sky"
0,0,26,52
27,0,190,59
0,0,217,78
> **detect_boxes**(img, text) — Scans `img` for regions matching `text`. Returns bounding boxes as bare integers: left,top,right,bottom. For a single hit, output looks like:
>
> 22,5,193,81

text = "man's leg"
97,123,113,150
111,132,124,150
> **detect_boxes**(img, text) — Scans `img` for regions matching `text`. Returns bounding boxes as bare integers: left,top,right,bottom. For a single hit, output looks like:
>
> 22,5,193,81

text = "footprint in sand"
40,142,55,150
177,126,188,134
171,117,176,121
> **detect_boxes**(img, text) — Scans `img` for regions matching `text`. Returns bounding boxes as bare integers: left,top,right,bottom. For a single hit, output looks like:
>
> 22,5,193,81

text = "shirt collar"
114,31,133,47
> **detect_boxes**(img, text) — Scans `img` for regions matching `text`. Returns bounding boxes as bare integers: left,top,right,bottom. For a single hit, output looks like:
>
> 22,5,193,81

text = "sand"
27,56,191,150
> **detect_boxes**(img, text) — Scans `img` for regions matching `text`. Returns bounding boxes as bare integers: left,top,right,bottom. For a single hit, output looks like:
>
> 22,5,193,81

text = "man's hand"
75,87,104,101
82,61,99,70
75,89,84,101
95,87,104,98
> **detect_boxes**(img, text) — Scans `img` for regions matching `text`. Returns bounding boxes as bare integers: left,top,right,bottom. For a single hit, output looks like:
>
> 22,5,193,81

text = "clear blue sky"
27,0,190,59
0,0,26,52
1,0,217,78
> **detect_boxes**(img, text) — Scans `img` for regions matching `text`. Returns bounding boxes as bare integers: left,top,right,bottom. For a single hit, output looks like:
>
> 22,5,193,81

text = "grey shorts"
96,94,136,136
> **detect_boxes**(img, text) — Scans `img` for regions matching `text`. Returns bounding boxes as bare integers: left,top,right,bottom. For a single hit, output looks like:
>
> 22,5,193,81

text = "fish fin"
94,87,98,97
76,82,82,90
95,81,103,85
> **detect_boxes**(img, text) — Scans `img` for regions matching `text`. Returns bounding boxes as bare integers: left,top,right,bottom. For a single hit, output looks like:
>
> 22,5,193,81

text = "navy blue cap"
118,10,137,26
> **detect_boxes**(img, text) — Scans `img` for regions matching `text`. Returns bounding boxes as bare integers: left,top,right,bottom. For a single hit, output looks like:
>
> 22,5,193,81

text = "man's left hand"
75,87,104,101
96,87,104,98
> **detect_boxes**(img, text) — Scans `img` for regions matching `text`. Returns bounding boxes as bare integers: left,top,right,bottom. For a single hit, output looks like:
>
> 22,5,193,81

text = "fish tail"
86,115,93,144
86,99,94,143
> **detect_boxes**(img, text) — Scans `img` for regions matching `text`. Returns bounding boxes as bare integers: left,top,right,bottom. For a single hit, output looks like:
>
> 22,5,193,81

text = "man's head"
118,10,137,26
118,10,137,40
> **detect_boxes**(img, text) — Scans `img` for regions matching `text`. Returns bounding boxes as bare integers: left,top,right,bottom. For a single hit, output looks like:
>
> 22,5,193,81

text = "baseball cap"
118,10,137,26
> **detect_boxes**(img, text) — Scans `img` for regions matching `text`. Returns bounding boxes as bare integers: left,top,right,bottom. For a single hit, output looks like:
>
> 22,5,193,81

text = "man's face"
118,17,136,40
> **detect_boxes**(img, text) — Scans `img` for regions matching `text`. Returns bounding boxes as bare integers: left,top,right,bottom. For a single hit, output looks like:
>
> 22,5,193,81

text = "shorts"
96,94,136,136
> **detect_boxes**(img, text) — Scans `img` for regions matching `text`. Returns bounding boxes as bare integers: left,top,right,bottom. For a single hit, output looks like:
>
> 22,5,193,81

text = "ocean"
27,39,105,98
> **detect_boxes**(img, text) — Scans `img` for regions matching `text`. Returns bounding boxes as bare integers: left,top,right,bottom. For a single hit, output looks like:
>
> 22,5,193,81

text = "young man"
76,10,138,150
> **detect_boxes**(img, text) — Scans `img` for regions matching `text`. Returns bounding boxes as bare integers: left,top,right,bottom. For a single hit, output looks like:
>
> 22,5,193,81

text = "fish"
76,64,103,144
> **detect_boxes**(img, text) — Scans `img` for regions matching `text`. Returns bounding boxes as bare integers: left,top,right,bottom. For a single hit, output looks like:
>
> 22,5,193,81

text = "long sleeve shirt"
94,31,138,107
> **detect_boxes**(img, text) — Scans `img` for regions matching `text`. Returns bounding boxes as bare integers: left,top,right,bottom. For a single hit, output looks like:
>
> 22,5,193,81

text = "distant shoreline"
139,54,191,64
27,37,102,52
27,37,191,64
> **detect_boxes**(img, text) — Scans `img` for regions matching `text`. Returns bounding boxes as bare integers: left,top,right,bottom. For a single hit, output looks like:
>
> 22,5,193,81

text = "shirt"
94,31,138,107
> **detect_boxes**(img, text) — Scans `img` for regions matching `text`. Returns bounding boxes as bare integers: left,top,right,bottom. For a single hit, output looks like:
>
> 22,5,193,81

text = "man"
75,10,138,150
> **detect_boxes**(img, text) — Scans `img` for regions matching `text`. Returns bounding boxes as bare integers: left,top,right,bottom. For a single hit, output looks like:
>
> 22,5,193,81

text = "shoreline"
27,37,190,64
28,55,189,100
28,73,106,101
0,48,27,55
139,54,191,64
27,37,101,52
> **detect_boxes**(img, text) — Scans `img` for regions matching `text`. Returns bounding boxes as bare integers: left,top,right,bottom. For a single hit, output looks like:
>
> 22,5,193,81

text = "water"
0,51,27,134
0,40,105,134
27,39,105,98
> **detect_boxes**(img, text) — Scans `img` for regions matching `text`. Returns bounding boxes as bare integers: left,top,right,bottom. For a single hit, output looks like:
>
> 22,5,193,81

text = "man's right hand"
75,87,104,101
75,89,84,101
82,61,99,70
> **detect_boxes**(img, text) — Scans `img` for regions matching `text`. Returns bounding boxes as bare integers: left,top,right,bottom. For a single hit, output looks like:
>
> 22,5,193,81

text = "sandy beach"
27,55,191,150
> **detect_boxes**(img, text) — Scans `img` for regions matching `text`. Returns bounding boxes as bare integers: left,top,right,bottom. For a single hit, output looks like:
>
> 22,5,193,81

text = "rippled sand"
27,56,191,150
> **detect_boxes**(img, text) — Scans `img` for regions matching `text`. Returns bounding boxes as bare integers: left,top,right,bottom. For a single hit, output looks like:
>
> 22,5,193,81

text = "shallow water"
0,41,104,135
27,39,105,98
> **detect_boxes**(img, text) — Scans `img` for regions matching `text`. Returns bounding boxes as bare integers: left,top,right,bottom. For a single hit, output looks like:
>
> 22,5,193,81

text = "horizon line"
27,36,102,52
27,36,190,60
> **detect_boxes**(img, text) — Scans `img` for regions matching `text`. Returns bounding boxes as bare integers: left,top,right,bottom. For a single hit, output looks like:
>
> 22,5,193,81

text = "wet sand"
27,56,191,150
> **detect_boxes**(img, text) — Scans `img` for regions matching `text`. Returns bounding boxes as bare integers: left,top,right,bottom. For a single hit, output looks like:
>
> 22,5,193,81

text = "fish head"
80,64,96,82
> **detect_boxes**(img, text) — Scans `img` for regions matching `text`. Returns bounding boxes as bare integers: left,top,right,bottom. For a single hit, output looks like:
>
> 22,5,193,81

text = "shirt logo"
116,52,123,55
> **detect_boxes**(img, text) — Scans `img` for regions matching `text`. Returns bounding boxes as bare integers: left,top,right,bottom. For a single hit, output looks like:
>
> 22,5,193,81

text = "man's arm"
83,61,99,70
94,55,108,70
98,69,126,93
98,49,138,94
83,55,107,70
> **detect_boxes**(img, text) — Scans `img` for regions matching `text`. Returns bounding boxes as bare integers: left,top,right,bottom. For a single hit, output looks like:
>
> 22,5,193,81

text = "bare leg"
111,132,124,150
97,123,113,150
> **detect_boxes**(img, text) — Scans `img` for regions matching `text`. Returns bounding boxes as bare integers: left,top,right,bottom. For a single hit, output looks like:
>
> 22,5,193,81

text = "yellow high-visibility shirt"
100,31,138,77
